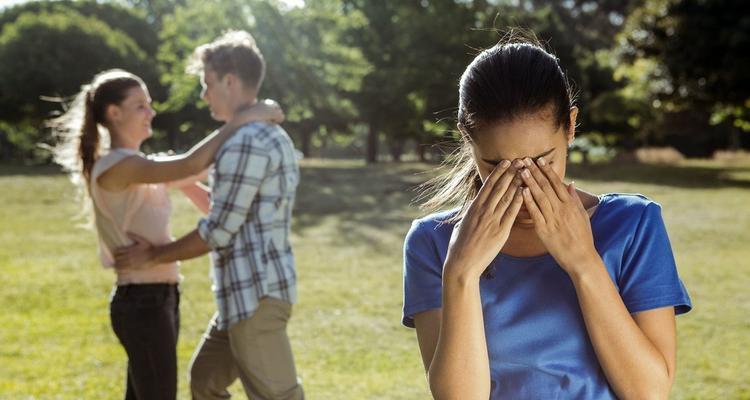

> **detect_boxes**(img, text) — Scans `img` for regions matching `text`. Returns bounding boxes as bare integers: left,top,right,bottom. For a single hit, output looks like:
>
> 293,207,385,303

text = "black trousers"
110,283,180,400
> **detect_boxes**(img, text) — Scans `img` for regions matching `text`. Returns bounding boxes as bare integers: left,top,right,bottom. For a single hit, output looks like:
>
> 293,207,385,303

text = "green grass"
1,158,748,399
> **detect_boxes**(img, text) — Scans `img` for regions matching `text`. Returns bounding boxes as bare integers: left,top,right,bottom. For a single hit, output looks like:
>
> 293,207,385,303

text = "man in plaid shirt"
115,31,304,400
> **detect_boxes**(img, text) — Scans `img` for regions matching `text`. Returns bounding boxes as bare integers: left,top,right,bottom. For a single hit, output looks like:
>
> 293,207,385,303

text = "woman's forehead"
473,118,565,161
124,86,151,102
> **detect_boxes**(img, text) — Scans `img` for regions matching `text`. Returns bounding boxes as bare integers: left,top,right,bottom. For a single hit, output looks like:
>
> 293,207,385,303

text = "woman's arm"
520,156,674,400
571,263,675,400
97,100,283,191
179,181,211,215
419,160,524,400
164,167,209,189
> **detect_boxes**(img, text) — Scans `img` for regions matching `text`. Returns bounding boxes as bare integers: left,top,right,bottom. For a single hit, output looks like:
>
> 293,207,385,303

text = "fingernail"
537,156,546,166
513,160,524,168
500,160,510,168
521,169,531,178
524,158,532,167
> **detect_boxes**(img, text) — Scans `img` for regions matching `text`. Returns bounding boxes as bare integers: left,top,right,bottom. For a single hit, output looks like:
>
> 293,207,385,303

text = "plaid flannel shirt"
198,122,299,330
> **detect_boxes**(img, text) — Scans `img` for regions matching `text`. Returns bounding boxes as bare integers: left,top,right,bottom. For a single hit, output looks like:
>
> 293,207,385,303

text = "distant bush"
712,150,750,164
634,147,686,165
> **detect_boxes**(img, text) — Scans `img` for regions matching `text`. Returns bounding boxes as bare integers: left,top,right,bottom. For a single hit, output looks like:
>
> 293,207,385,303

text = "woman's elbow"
622,375,672,400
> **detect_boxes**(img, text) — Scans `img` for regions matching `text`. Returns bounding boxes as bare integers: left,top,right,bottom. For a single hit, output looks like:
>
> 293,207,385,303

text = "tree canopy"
0,0,747,162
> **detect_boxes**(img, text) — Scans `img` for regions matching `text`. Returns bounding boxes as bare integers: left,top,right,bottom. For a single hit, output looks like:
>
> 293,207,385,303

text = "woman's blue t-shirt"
402,193,692,399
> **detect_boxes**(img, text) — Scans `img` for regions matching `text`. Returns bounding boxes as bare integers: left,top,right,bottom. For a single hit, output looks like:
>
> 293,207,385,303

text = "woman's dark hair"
421,34,576,221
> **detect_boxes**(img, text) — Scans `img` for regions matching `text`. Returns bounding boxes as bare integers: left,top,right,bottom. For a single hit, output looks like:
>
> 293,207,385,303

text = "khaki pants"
189,297,304,400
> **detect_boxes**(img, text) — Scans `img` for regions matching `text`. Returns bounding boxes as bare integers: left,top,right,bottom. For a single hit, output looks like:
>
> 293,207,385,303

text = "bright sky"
0,0,306,11
0,0,29,9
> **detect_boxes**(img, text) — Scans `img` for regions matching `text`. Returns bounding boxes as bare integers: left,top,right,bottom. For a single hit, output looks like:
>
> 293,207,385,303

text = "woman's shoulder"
599,193,661,211
410,208,459,230
93,148,142,175
405,208,459,247
595,193,665,228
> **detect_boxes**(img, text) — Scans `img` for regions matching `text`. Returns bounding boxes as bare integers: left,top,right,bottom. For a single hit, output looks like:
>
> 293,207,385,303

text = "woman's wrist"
442,261,482,289
564,253,605,282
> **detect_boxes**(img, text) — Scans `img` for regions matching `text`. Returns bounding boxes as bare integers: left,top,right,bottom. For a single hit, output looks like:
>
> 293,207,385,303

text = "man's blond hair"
187,30,265,90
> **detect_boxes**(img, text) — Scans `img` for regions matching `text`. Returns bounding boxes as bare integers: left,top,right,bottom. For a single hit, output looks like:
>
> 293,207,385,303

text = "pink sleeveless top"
90,148,180,284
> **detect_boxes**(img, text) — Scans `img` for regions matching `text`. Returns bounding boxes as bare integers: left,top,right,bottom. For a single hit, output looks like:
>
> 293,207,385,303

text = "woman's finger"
522,187,546,225
491,171,523,216
536,156,570,201
486,160,522,212
524,158,560,207
520,166,555,219
475,159,511,205
499,187,524,231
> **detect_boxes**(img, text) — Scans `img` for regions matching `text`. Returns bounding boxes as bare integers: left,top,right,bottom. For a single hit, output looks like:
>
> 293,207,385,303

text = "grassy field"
1,158,748,399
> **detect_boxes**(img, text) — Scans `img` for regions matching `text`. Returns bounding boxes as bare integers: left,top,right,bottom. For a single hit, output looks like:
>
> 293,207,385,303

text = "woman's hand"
114,233,156,270
443,159,524,283
519,156,599,276
233,99,285,126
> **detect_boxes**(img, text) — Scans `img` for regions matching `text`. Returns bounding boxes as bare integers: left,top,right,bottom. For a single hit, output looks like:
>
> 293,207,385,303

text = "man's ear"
223,72,237,90
567,106,579,145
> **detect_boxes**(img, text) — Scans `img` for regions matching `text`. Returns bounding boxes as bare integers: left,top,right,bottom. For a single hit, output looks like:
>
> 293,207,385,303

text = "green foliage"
614,0,750,152
0,9,149,118
0,0,748,162
155,0,368,154
0,0,160,60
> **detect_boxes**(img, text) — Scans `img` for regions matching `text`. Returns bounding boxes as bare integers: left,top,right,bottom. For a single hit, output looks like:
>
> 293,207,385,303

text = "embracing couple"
53,31,303,399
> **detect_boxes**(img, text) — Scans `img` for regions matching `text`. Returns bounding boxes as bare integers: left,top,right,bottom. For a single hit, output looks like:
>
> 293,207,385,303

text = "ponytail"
79,90,101,183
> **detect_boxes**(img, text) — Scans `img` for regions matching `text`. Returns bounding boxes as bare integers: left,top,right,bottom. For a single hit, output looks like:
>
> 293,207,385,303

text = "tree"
0,6,157,160
156,0,366,155
616,0,750,154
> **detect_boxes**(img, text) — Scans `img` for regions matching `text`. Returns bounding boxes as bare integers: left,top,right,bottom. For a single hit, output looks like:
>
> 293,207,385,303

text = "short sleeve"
619,202,692,315
402,220,444,328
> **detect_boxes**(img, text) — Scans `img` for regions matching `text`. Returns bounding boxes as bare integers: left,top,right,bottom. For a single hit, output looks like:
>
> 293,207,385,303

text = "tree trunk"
300,129,313,158
729,126,741,150
366,121,378,163
417,144,427,162
389,139,404,162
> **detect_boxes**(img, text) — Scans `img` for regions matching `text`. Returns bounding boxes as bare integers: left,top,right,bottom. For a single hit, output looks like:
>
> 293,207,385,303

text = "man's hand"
114,233,156,270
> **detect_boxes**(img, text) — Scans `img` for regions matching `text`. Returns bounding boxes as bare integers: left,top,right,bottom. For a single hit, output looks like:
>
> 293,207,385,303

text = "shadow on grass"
567,162,750,189
292,160,750,251
0,163,64,177
293,161,432,251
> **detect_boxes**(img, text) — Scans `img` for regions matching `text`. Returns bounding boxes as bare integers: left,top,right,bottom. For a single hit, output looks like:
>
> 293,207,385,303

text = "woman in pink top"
51,69,282,400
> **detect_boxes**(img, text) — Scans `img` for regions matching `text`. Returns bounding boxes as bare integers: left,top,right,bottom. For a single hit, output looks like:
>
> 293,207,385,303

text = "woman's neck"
109,130,141,151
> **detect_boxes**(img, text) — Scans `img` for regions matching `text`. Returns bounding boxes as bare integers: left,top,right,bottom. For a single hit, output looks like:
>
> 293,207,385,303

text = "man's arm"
114,229,210,269
114,129,271,270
